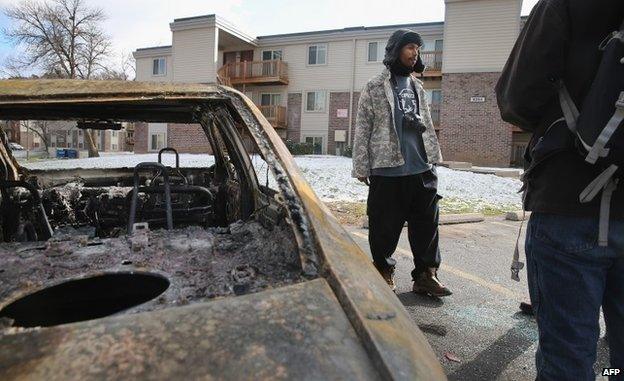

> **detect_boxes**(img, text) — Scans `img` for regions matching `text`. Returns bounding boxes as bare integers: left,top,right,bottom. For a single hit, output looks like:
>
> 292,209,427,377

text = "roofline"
134,13,523,52
133,45,172,59
173,13,216,23
169,14,257,46
135,45,172,52
257,21,445,40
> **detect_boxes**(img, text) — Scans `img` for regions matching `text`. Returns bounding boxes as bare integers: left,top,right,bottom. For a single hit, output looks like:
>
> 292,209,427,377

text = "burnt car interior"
0,98,312,330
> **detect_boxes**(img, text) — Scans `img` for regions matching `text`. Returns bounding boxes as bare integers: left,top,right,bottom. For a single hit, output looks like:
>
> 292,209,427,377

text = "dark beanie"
397,31,424,50
383,29,426,74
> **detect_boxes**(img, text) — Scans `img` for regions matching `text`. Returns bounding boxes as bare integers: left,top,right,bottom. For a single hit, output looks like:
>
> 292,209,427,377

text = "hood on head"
383,29,426,74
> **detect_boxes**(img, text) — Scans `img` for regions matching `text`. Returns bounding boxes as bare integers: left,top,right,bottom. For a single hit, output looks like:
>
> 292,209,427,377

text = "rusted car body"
0,80,445,380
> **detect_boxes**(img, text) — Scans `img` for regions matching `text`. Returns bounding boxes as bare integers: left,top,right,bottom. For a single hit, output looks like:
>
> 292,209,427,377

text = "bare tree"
21,121,51,153
3,0,111,79
97,51,136,81
3,0,115,157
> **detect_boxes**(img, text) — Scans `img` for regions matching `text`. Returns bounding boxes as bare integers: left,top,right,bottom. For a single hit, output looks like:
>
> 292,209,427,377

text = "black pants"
367,169,441,280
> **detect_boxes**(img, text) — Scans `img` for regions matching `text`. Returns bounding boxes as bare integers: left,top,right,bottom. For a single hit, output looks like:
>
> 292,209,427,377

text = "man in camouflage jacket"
352,29,451,297
351,71,442,178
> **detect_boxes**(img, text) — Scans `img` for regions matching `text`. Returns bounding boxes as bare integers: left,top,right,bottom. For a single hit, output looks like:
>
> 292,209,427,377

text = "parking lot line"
350,230,522,300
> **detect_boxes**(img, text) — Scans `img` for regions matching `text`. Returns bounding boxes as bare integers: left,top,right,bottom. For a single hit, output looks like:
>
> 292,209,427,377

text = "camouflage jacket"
351,68,442,178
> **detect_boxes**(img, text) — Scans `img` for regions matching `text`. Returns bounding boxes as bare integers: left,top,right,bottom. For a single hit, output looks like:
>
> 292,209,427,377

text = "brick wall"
167,124,211,154
328,92,350,155
439,72,513,166
134,122,148,154
287,93,302,142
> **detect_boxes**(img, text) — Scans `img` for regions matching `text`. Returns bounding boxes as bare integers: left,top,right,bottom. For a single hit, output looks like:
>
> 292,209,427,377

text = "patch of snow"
23,154,216,170
290,156,523,210
22,154,523,211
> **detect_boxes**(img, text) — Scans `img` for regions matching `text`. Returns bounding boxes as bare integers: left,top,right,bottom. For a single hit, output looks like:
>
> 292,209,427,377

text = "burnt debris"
0,220,305,331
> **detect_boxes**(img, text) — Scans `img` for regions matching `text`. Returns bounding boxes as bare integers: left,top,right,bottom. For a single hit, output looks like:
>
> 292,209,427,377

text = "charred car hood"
1,279,380,380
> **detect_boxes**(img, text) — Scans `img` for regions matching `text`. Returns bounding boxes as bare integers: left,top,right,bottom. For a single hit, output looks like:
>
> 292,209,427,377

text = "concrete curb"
454,168,521,179
439,213,485,225
359,213,485,229
439,161,522,179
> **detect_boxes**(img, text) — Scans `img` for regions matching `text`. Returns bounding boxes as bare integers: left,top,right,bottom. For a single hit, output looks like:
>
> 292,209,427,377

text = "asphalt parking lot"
346,217,611,381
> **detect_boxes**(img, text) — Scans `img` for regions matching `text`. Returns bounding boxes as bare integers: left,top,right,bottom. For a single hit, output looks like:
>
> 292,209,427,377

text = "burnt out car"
0,80,445,380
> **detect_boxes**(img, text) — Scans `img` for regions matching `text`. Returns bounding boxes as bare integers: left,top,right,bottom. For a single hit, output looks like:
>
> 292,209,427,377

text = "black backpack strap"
586,92,624,163
557,80,580,133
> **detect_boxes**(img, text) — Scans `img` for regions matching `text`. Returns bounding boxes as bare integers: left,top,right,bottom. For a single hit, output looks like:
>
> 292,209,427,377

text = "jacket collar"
382,67,423,84
381,68,395,113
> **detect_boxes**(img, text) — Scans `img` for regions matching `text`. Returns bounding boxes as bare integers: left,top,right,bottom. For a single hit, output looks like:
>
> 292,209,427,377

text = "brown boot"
374,263,396,292
413,268,452,297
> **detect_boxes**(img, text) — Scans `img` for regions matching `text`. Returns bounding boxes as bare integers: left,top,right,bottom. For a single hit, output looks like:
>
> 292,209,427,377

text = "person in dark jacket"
496,1,624,379
352,29,451,297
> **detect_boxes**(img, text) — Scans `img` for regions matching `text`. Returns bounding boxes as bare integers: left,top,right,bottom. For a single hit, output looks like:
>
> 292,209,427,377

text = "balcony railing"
258,105,287,129
218,60,289,86
420,51,443,76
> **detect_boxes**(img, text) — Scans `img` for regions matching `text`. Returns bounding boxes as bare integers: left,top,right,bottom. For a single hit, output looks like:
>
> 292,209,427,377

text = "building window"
112,143,118,150
367,41,385,62
306,91,326,112
307,44,327,65
435,39,444,52
427,89,442,126
304,136,323,154
262,50,282,61
152,57,166,76
78,142,84,149
111,131,117,137
431,89,442,104
260,93,282,106
78,130,82,136
150,133,166,151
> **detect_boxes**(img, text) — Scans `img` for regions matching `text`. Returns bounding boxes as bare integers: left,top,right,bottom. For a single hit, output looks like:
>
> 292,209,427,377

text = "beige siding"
443,0,521,73
135,56,173,82
173,27,219,83
300,116,329,153
253,41,353,147
300,89,330,151
354,39,385,91
353,35,444,91
245,86,288,107
256,41,353,92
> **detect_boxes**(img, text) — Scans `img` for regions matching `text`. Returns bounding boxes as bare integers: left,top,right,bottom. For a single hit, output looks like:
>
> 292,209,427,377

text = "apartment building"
133,0,527,167
6,120,130,154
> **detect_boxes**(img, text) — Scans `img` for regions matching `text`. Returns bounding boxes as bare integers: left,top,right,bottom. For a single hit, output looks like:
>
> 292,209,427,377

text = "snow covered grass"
289,155,522,214
22,153,523,214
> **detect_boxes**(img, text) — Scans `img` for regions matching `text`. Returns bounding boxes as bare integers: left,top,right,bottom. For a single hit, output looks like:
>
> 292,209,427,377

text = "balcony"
420,51,443,77
217,60,289,86
258,105,287,129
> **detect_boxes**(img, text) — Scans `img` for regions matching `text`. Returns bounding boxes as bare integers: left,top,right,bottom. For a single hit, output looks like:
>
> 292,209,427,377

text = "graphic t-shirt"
371,74,431,177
